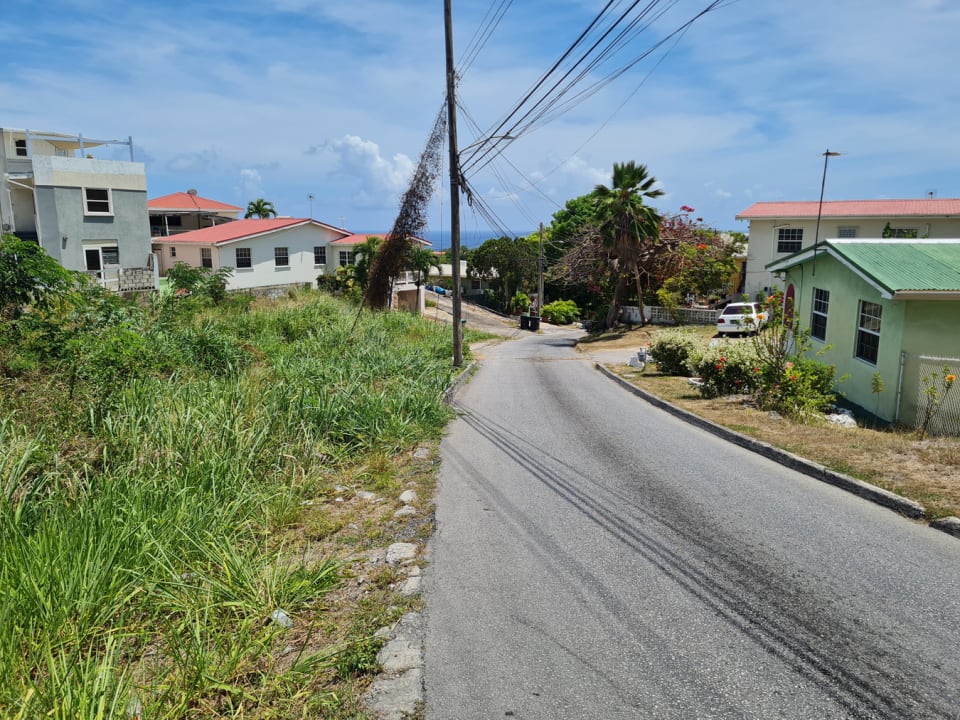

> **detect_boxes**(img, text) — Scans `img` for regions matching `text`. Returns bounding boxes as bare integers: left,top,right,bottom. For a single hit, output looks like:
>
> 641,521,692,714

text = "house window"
275,247,289,267
811,288,829,341
471,279,482,291
339,250,351,267
777,228,803,253
314,246,326,265
15,139,27,157
84,188,112,214
101,246,120,265
170,246,177,258
838,227,858,238
236,247,252,269
200,248,213,268
855,300,882,364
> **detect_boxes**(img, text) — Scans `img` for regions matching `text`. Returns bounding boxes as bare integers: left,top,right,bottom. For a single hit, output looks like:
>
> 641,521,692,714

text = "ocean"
357,228,533,250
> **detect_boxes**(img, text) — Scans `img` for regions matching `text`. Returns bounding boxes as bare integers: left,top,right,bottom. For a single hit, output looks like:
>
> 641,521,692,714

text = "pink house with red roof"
736,198,960,298
153,217,352,291
148,189,242,237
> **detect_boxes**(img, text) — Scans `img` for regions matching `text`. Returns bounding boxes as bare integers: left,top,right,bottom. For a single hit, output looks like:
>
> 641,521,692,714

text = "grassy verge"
581,325,960,521
0,290,456,719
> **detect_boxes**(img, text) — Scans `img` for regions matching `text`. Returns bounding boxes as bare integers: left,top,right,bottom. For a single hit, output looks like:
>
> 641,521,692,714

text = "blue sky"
3,0,958,241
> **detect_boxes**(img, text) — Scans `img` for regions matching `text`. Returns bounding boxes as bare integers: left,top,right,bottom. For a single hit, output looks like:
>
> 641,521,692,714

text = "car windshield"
722,305,751,316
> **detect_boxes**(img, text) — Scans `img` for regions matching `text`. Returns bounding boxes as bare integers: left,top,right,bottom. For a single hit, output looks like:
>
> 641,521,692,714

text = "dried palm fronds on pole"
364,110,447,310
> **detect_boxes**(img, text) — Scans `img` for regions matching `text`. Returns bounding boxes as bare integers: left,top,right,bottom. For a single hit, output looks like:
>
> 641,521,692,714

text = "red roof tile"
330,233,431,246
153,218,309,245
737,198,960,220
148,191,243,213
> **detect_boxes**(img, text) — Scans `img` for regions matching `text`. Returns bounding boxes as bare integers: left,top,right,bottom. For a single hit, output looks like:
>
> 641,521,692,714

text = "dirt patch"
582,325,960,521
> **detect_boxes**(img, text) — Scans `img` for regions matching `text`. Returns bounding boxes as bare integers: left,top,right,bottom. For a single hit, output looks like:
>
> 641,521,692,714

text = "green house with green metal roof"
767,239,960,432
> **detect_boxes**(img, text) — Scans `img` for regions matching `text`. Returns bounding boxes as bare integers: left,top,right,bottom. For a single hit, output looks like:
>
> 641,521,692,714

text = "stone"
399,489,418,505
386,542,418,564
270,609,292,628
364,667,423,720
399,575,422,596
356,490,378,502
413,447,431,460
377,639,421,674
393,505,418,518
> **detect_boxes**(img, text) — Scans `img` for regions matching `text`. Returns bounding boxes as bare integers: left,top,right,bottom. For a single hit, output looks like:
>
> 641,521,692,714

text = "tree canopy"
244,199,277,219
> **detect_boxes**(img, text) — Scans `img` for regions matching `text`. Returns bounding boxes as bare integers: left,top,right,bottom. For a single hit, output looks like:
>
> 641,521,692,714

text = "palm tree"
593,161,663,328
353,235,382,290
244,198,277,219
407,245,442,289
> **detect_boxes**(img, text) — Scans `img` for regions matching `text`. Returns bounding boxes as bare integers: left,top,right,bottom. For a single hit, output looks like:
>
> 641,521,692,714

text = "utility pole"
537,223,544,315
444,0,463,367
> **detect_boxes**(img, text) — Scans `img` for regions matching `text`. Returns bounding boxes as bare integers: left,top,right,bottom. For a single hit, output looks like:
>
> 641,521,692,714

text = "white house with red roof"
736,198,960,298
148,189,242,237
153,217,351,291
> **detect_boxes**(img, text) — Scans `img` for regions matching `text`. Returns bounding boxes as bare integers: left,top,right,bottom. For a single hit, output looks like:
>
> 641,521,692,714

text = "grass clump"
0,271,455,718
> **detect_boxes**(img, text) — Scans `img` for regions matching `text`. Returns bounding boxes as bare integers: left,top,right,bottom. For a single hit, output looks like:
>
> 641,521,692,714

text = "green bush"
650,329,700,375
541,299,579,325
688,342,762,398
755,356,836,417
511,291,530,314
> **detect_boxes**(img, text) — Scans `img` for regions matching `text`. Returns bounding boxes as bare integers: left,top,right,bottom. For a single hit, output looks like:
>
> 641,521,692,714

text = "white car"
716,302,767,335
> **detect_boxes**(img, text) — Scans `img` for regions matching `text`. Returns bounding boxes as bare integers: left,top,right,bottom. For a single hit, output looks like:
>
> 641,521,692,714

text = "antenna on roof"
927,190,936,199
187,188,198,196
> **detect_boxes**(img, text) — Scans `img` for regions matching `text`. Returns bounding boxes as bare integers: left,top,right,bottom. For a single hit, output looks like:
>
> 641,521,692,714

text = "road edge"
593,363,960,540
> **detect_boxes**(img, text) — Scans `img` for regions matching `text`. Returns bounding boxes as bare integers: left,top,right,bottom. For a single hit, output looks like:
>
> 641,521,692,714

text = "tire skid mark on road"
450,368,957,719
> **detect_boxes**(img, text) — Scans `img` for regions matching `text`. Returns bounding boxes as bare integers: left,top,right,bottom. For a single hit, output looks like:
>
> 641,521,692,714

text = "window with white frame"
100,246,119,265
275,247,289,267
777,228,803,253
811,288,829,341
84,188,112,214
200,248,213,269
314,246,326,265
236,247,252,268
837,227,858,238
15,139,27,157
339,250,351,267
855,300,882,364
170,246,177,258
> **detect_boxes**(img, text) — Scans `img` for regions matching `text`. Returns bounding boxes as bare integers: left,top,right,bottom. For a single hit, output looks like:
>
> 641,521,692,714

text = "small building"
148,190,242,237
767,238,960,433
737,199,960,299
330,233,433,312
0,127,156,291
153,218,351,292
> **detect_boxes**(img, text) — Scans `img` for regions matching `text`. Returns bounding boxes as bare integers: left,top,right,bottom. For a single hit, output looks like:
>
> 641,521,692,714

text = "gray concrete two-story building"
0,128,157,291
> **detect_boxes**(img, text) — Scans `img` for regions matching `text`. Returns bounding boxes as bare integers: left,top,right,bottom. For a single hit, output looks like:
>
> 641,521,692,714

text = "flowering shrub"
754,356,836,417
688,341,761,398
916,367,958,439
650,328,701,375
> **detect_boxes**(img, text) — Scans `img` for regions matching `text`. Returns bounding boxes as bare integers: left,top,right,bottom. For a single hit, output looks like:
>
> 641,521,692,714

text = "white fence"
897,352,960,436
622,305,719,326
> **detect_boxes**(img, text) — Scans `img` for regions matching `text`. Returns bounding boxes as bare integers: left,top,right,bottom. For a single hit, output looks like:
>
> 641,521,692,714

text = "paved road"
424,328,960,719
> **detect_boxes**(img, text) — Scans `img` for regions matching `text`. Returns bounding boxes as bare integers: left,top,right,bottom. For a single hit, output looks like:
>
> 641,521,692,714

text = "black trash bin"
528,315,541,331
520,314,530,329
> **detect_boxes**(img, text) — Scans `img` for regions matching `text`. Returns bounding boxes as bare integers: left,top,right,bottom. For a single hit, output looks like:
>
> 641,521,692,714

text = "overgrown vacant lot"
0,289,466,719
579,324,960,521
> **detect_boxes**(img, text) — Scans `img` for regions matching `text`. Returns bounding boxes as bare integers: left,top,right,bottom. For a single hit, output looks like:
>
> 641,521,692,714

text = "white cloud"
236,170,264,204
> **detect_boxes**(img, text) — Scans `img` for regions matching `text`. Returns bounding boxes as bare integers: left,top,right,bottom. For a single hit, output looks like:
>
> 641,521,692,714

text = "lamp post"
812,149,841,276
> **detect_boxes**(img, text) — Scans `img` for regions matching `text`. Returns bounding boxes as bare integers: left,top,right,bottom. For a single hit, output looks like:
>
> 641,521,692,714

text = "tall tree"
352,236,382,290
244,198,277,219
407,245,441,290
593,162,663,328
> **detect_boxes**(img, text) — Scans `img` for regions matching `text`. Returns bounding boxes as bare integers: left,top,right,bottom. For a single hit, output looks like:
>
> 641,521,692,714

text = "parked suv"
716,302,767,335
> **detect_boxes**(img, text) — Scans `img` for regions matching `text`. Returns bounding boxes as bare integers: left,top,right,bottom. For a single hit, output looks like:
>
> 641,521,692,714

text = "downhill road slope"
424,328,960,720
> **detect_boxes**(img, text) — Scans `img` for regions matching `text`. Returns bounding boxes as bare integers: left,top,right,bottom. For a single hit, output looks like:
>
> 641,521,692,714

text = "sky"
3,0,958,244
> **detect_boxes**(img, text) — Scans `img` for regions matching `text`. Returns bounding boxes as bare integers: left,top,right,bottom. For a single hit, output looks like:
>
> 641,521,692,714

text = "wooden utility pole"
443,0,463,367
538,223,544,315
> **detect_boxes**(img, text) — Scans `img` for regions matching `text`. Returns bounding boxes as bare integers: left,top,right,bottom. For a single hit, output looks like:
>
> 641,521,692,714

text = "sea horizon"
356,228,534,250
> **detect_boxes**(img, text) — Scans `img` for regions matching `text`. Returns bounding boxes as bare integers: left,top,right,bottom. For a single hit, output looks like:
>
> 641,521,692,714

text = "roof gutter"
892,291,960,301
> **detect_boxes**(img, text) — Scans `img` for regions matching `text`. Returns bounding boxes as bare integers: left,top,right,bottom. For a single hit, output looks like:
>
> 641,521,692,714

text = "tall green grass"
0,291,455,718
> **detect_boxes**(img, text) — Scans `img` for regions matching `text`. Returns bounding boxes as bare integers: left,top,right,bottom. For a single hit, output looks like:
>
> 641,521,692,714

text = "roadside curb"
444,361,477,403
592,363,960,538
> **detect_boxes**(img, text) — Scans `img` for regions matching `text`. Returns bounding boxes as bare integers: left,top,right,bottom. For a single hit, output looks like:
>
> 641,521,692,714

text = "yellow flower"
947,374,956,384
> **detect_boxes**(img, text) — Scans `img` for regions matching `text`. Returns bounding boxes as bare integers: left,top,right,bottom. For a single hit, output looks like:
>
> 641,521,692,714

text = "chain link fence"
897,352,960,436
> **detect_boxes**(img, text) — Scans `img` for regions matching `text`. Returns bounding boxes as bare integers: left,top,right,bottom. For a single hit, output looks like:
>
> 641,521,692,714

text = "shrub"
541,299,579,325
511,291,530,314
650,328,700,375
755,356,836,418
688,341,761,398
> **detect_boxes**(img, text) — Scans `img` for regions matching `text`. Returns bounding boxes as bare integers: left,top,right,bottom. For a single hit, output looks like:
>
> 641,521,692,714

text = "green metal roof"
829,241,960,294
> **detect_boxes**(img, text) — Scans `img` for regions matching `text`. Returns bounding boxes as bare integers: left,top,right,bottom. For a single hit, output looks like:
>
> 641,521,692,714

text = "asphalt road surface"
424,328,960,719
